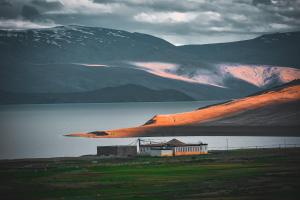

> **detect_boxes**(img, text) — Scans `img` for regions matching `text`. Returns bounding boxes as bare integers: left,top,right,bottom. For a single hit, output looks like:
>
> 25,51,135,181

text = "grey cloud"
21,5,41,20
252,0,272,5
0,0,299,44
31,0,64,11
0,0,12,7
93,0,113,3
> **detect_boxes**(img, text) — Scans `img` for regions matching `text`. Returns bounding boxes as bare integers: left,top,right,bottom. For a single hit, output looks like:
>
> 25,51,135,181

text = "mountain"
0,62,242,102
0,25,178,63
1,25,300,104
0,84,194,104
179,32,300,67
67,80,300,137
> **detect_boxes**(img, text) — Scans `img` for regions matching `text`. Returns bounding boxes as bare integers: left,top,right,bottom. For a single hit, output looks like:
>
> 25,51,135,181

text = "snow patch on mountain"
0,25,133,47
131,62,300,89
74,63,108,67
107,31,128,38
131,62,225,88
220,65,300,87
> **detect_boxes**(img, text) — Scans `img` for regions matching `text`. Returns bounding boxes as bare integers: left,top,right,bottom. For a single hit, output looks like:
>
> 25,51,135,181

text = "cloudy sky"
0,0,299,45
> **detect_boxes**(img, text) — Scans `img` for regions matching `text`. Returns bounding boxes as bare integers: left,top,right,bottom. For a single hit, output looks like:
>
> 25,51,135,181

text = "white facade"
139,144,208,156
137,139,208,157
173,145,208,153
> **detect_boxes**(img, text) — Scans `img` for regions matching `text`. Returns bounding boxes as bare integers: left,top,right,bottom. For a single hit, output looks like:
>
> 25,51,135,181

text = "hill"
0,84,194,104
179,32,300,67
67,80,300,137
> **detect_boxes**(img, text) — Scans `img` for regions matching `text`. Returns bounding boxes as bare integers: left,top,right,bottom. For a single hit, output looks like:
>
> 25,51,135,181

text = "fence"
208,143,300,151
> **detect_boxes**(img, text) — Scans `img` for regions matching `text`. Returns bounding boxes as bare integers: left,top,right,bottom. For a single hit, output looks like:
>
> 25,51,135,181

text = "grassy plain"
1,148,300,200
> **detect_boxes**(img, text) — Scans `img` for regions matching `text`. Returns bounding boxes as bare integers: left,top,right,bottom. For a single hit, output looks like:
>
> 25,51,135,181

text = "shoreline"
67,126,300,138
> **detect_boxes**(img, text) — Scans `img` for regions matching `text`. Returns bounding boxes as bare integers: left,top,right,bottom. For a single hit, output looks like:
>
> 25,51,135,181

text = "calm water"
0,101,299,159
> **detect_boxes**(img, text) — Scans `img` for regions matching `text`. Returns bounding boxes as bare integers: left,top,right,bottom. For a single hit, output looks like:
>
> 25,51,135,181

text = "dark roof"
140,139,207,147
166,139,185,146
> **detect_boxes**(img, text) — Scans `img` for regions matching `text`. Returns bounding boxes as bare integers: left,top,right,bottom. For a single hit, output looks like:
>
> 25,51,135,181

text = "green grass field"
1,148,300,200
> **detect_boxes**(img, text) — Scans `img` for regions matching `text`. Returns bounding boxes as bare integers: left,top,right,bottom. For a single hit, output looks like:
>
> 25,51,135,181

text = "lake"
0,101,300,159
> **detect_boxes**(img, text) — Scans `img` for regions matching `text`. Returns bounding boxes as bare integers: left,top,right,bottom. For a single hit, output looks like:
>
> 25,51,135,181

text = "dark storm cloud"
0,0,300,44
0,0,12,7
252,0,272,5
31,0,63,11
21,5,41,20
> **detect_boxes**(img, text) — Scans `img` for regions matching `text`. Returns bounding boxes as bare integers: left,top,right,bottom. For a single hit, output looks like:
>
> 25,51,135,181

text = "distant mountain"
0,84,194,104
68,80,300,137
0,25,300,104
179,32,300,67
0,25,177,64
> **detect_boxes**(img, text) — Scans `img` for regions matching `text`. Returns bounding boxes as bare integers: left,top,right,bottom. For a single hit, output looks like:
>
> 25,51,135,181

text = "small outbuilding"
97,145,137,157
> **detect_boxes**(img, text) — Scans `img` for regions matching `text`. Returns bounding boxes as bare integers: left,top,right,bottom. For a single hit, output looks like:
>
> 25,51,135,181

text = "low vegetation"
1,148,300,200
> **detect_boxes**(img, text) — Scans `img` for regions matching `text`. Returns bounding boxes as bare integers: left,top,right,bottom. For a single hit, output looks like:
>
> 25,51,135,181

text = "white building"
138,139,208,157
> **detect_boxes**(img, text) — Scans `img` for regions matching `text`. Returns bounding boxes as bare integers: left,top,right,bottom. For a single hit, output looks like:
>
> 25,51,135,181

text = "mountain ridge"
0,84,194,104
179,31,300,67
1,25,300,104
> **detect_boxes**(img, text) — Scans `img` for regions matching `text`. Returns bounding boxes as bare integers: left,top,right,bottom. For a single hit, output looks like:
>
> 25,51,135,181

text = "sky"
0,0,299,45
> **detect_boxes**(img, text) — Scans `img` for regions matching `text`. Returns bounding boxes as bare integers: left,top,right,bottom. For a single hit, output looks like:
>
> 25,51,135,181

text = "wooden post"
226,138,229,151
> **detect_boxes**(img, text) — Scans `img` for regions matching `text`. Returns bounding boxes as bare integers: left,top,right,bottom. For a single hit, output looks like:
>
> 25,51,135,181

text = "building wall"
149,149,173,157
140,145,208,157
117,146,137,157
97,146,118,156
174,151,208,156
139,146,151,155
97,146,137,157
174,145,208,156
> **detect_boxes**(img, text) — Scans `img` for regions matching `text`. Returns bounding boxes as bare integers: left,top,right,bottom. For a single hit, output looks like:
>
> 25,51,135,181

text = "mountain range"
1,25,300,104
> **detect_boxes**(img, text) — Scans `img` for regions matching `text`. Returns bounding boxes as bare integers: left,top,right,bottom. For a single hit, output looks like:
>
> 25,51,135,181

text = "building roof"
140,139,207,147
166,139,186,146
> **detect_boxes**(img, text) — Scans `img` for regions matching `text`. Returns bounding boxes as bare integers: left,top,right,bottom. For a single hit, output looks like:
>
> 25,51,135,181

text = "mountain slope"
143,80,300,127
0,63,244,102
0,25,178,63
1,26,300,104
0,84,194,104
179,32,300,67
67,80,300,138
